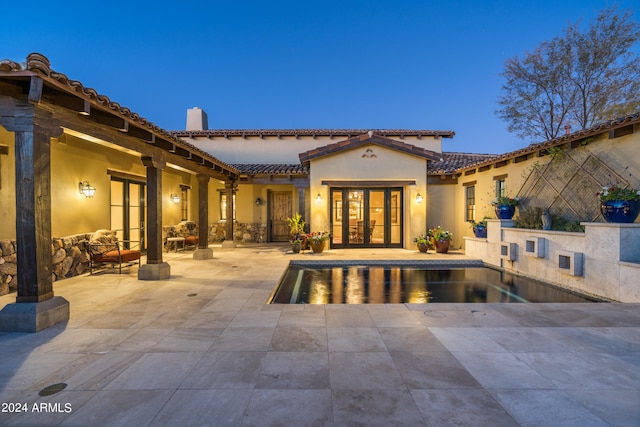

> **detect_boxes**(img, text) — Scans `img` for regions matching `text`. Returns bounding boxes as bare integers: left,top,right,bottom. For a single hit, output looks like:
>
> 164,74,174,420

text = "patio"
0,245,639,426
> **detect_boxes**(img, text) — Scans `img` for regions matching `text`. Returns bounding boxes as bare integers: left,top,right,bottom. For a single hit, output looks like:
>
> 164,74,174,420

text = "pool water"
269,264,598,304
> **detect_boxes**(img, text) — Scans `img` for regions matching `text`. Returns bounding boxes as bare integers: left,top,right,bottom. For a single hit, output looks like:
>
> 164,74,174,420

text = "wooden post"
222,180,237,247
193,174,213,259
138,156,170,280
0,85,69,331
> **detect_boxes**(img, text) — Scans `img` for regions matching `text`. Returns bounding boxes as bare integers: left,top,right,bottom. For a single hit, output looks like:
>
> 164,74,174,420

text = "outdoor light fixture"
316,193,322,204
416,193,423,204
78,181,96,198
170,193,181,204
255,197,263,206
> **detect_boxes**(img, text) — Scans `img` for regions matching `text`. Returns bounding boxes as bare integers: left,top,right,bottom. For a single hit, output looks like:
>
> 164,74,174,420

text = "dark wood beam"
47,106,237,181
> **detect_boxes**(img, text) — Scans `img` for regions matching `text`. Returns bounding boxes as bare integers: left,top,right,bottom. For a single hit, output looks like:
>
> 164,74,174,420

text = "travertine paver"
0,244,639,426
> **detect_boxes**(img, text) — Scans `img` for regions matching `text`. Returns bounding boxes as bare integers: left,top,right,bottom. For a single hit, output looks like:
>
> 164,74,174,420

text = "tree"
496,6,640,142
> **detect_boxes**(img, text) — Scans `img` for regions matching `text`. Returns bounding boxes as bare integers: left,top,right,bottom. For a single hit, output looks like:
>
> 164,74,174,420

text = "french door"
110,178,146,250
330,188,402,248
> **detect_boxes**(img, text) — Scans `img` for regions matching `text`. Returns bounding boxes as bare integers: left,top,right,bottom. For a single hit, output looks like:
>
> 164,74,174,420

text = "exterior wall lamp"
316,193,322,204
416,193,423,204
78,180,96,198
255,197,263,206
170,193,181,204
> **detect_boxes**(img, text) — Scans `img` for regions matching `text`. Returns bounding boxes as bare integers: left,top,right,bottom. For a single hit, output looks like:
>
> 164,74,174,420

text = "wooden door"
269,191,292,242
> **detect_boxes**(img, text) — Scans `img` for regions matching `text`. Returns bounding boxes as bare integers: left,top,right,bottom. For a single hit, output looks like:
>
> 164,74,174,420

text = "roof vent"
186,107,209,131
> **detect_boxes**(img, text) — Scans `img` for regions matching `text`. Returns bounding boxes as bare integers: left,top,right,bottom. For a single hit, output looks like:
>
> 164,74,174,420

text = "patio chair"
176,221,199,249
88,229,141,274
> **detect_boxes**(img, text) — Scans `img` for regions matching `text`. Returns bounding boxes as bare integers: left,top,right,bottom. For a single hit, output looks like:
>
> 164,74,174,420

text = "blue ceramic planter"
601,200,640,223
473,225,487,238
495,205,516,220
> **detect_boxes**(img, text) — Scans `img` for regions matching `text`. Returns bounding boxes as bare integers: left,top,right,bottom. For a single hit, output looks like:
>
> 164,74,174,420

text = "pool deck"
1,244,639,426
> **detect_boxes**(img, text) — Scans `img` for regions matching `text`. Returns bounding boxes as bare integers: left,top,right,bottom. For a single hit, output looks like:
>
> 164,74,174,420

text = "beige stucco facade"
308,144,428,248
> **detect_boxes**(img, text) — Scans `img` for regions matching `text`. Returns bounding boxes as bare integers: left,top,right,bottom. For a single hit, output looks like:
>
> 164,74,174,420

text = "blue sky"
2,0,637,154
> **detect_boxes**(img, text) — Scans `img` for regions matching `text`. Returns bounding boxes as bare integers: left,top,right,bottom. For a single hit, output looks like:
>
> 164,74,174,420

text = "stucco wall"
0,127,15,239
185,134,443,164
453,125,640,248
309,144,428,248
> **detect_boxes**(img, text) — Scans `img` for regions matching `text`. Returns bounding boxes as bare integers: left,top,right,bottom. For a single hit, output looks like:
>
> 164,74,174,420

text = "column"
193,174,213,259
138,156,171,279
0,101,69,332
221,180,237,248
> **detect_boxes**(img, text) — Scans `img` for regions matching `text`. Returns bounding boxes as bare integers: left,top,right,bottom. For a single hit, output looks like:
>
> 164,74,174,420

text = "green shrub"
515,207,584,232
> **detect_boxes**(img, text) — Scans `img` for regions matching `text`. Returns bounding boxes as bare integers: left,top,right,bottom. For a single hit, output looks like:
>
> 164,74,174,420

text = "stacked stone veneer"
0,233,92,296
163,222,268,244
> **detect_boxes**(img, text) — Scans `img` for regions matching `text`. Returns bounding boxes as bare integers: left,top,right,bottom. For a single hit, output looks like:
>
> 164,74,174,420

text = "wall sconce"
255,197,263,206
170,193,180,204
78,180,96,198
415,193,423,204
316,193,322,204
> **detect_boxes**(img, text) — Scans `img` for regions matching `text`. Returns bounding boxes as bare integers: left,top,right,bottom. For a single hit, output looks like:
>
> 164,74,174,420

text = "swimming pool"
269,261,599,304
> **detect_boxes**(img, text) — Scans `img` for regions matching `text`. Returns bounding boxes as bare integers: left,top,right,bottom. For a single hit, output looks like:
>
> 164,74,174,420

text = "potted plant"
307,231,329,253
287,213,306,251
598,186,640,223
430,226,452,254
492,195,520,220
413,232,433,253
469,218,488,238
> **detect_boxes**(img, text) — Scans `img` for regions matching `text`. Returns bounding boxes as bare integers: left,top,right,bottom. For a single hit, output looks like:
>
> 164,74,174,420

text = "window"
180,185,189,221
466,185,476,221
495,178,506,199
220,193,236,221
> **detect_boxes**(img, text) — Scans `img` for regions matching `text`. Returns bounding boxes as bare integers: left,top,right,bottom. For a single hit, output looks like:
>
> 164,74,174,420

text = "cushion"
89,229,118,255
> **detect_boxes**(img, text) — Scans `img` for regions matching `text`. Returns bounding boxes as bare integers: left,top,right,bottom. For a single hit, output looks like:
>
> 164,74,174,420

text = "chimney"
564,124,571,135
186,107,209,131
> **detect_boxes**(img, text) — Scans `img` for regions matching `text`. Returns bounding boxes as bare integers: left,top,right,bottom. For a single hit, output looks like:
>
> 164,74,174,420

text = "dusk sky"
3,0,638,155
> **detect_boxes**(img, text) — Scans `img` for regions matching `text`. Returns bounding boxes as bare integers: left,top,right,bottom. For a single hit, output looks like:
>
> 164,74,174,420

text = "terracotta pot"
310,240,326,253
434,239,450,254
417,242,429,253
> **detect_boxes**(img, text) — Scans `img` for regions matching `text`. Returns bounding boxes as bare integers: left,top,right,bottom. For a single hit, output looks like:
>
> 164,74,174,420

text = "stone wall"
0,233,92,296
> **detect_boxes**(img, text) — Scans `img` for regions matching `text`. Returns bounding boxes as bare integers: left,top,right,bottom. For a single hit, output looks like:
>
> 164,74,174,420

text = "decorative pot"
310,241,326,253
434,239,450,254
495,205,516,220
601,200,640,223
541,209,552,230
291,242,301,253
472,225,487,238
417,242,429,253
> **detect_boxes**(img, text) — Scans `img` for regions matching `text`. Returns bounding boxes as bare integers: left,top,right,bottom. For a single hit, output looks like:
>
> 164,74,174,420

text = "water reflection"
272,266,597,304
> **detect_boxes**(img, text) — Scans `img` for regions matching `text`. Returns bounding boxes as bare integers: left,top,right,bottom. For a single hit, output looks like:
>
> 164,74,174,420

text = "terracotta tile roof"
299,132,442,165
449,112,640,174
0,53,239,177
172,128,455,139
232,164,307,175
428,152,500,175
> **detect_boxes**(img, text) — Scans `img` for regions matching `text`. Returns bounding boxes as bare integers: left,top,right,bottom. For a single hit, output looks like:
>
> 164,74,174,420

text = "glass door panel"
331,191,343,245
331,187,403,248
347,190,364,245
369,190,385,245
390,190,402,245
